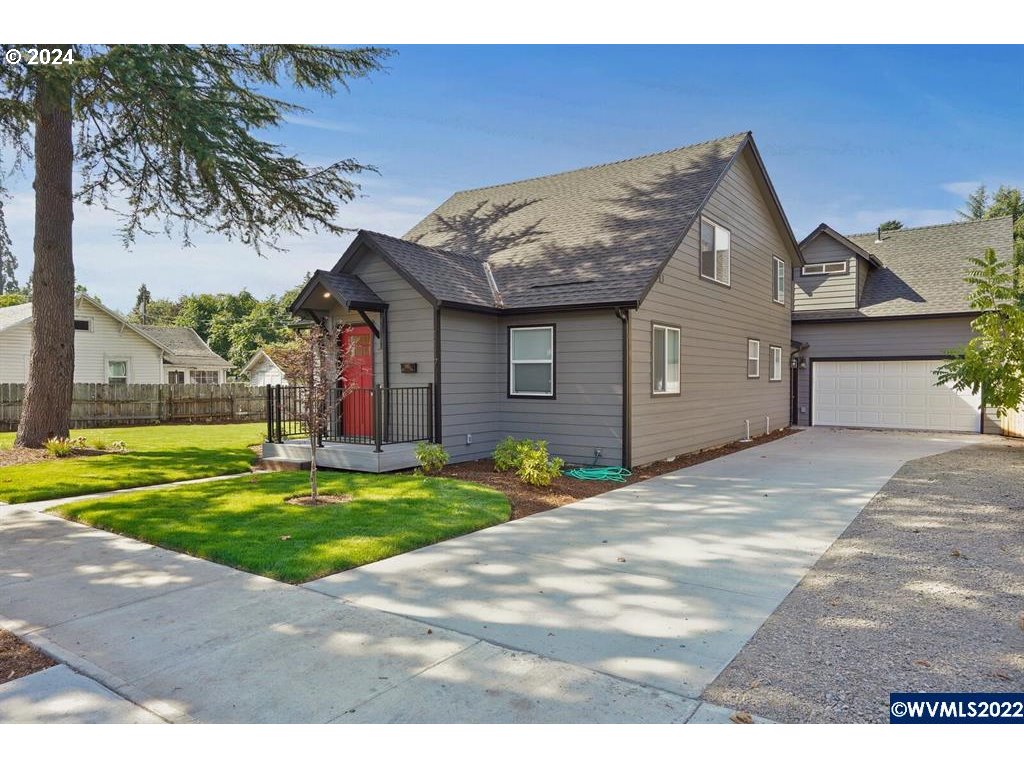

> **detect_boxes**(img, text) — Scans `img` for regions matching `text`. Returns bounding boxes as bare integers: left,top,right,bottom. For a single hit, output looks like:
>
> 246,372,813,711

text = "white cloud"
282,114,361,133
941,180,983,197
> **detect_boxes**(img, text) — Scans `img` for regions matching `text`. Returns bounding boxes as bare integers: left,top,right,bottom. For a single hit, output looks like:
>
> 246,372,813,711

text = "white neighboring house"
240,348,290,387
0,295,232,384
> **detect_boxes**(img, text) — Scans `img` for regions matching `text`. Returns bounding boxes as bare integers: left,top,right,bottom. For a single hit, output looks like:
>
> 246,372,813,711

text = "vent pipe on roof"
875,227,883,244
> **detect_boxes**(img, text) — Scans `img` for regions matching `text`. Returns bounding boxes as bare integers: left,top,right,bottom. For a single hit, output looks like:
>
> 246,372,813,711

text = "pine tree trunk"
15,69,75,448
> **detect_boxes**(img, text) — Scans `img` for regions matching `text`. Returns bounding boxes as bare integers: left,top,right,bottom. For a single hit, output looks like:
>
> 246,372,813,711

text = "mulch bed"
1,629,55,685
0,446,50,468
439,428,796,519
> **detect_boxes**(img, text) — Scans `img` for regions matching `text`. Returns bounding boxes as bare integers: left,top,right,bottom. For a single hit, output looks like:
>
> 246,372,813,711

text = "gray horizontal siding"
631,147,793,466
439,307,624,466
793,235,858,311
793,316,977,427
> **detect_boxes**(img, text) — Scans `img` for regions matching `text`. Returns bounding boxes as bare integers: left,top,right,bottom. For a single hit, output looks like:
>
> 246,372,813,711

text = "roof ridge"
847,215,1013,239
442,131,751,197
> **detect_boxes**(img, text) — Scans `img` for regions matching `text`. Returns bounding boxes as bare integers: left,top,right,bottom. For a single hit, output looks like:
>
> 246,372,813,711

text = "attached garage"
812,359,981,433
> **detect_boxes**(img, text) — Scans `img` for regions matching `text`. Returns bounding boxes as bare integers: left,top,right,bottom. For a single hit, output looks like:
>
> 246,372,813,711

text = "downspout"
433,306,443,445
615,307,632,468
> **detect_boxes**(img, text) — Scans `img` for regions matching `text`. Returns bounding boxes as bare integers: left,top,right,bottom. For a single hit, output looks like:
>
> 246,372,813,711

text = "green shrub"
492,436,564,487
414,442,449,474
91,438,108,451
44,438,74,458
493,436,529,472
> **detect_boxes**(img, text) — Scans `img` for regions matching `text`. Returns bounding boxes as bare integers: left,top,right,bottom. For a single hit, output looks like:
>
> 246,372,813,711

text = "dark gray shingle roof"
793,216,1015,321
368,132,752,309
133,325,230,367
317,270,387,309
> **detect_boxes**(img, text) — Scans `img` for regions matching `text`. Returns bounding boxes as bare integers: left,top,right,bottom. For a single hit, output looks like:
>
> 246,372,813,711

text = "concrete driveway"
1,427,983,722
307,428,985,701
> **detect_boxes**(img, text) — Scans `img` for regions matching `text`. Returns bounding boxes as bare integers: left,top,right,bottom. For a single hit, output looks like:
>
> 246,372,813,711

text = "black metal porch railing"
265,384,434,452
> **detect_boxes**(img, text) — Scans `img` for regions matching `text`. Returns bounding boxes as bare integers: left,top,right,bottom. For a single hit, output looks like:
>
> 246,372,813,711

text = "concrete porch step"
258,458,312,472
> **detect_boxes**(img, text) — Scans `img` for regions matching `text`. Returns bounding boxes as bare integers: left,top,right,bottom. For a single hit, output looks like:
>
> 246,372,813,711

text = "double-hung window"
652,324,680,394
700,218,731,285
747,339,760,379
167,370,185,384
772,256,786,304
107,360,128,385
769,345,783,381
509,325,554,397
190,370,219,385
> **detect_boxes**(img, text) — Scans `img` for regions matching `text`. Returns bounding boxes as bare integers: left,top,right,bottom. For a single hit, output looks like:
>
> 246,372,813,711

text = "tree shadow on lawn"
53,472,511,584
0,445,261,504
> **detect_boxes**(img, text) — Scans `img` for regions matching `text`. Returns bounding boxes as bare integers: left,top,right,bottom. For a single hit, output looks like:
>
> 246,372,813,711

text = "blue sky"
6,44,1022,311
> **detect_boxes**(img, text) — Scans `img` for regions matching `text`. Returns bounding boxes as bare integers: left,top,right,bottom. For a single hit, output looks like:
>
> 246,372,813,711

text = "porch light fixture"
323,292,331,298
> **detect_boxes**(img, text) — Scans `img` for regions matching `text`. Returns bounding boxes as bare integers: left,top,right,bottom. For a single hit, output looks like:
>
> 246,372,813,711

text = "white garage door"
813,360,981,432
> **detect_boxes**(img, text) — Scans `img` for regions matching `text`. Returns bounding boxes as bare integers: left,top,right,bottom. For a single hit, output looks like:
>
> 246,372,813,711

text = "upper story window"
801,261,847,276
700,218,731,286
772,256,786,304
190,370,220,385
509,325,554,397
74,318,91,331
652,323,680,395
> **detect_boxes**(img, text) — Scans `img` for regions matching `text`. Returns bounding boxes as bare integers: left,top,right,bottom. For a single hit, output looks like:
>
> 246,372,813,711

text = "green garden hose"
563,466,632,483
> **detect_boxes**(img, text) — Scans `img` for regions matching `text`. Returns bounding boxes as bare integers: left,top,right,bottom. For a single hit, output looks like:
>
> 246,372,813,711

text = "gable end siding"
630,148,793,466
793,235,859,311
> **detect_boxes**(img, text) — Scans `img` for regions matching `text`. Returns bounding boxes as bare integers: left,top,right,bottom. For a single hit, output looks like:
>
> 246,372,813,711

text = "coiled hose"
563,466,632,483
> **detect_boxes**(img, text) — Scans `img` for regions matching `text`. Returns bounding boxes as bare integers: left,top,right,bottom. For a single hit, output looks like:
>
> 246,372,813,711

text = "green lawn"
54,471,510,582
0,423,267,503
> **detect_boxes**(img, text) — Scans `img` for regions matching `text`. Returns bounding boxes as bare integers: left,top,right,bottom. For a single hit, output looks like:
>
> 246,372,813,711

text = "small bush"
44,437,74,458
492,436,564,487
493,436,529,472
110,440,129,454
91,438,108,451
415,442,449,474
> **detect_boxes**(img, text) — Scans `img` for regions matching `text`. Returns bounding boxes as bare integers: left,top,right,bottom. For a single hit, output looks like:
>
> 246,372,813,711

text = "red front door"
340,325,374,437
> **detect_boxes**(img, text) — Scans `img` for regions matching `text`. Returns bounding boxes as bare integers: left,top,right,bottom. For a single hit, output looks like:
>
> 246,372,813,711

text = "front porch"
263,384,434,473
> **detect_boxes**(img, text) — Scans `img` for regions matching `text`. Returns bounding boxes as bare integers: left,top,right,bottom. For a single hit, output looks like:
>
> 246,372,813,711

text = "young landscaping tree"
935,248,1024,415
273,322,356,503
0,44,391,446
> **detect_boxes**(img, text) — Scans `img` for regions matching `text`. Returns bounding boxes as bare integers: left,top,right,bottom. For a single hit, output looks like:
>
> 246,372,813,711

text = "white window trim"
190,369,221,385
73,317,92,332
106,357,130,385
772,256,786,304
509,325,555,397
769,345,783,381
801,261,848,276
700,217,732,286
652,323,681,395
166,369,186,384
747,339,760,379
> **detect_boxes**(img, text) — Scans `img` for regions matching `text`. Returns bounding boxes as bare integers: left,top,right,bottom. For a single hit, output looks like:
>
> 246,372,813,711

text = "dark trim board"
433,307,442,442
506,323,557,400
793,311,980,325
617,307,632,468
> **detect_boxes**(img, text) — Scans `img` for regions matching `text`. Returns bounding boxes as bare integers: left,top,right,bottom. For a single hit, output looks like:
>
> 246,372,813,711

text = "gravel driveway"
703,439,1024,723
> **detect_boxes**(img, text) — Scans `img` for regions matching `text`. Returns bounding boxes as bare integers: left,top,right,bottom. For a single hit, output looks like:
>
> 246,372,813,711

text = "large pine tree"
0,45,390,446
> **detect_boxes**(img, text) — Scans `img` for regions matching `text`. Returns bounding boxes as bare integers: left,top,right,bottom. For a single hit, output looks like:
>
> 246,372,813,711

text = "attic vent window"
74,318,91,331
801,261,848,276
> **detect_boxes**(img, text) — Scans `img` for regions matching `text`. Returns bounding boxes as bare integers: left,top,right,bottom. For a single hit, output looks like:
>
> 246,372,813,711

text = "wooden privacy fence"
0,383,268,430
1000,409,1024,438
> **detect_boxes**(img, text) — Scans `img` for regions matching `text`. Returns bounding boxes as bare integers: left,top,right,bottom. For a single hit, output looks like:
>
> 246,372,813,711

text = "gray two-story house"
267,131,802,471
791,217,1014,433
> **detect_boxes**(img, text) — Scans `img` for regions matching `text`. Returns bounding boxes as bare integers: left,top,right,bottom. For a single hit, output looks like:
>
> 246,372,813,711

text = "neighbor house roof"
132,324,231,368
793,216,1015,322
327,131,800,312
0,302,33,333
241,347,286,376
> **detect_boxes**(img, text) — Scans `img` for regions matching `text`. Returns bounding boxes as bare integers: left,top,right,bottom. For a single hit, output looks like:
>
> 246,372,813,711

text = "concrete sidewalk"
0,505,698,723
306,428,984,698
0,427,980,722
